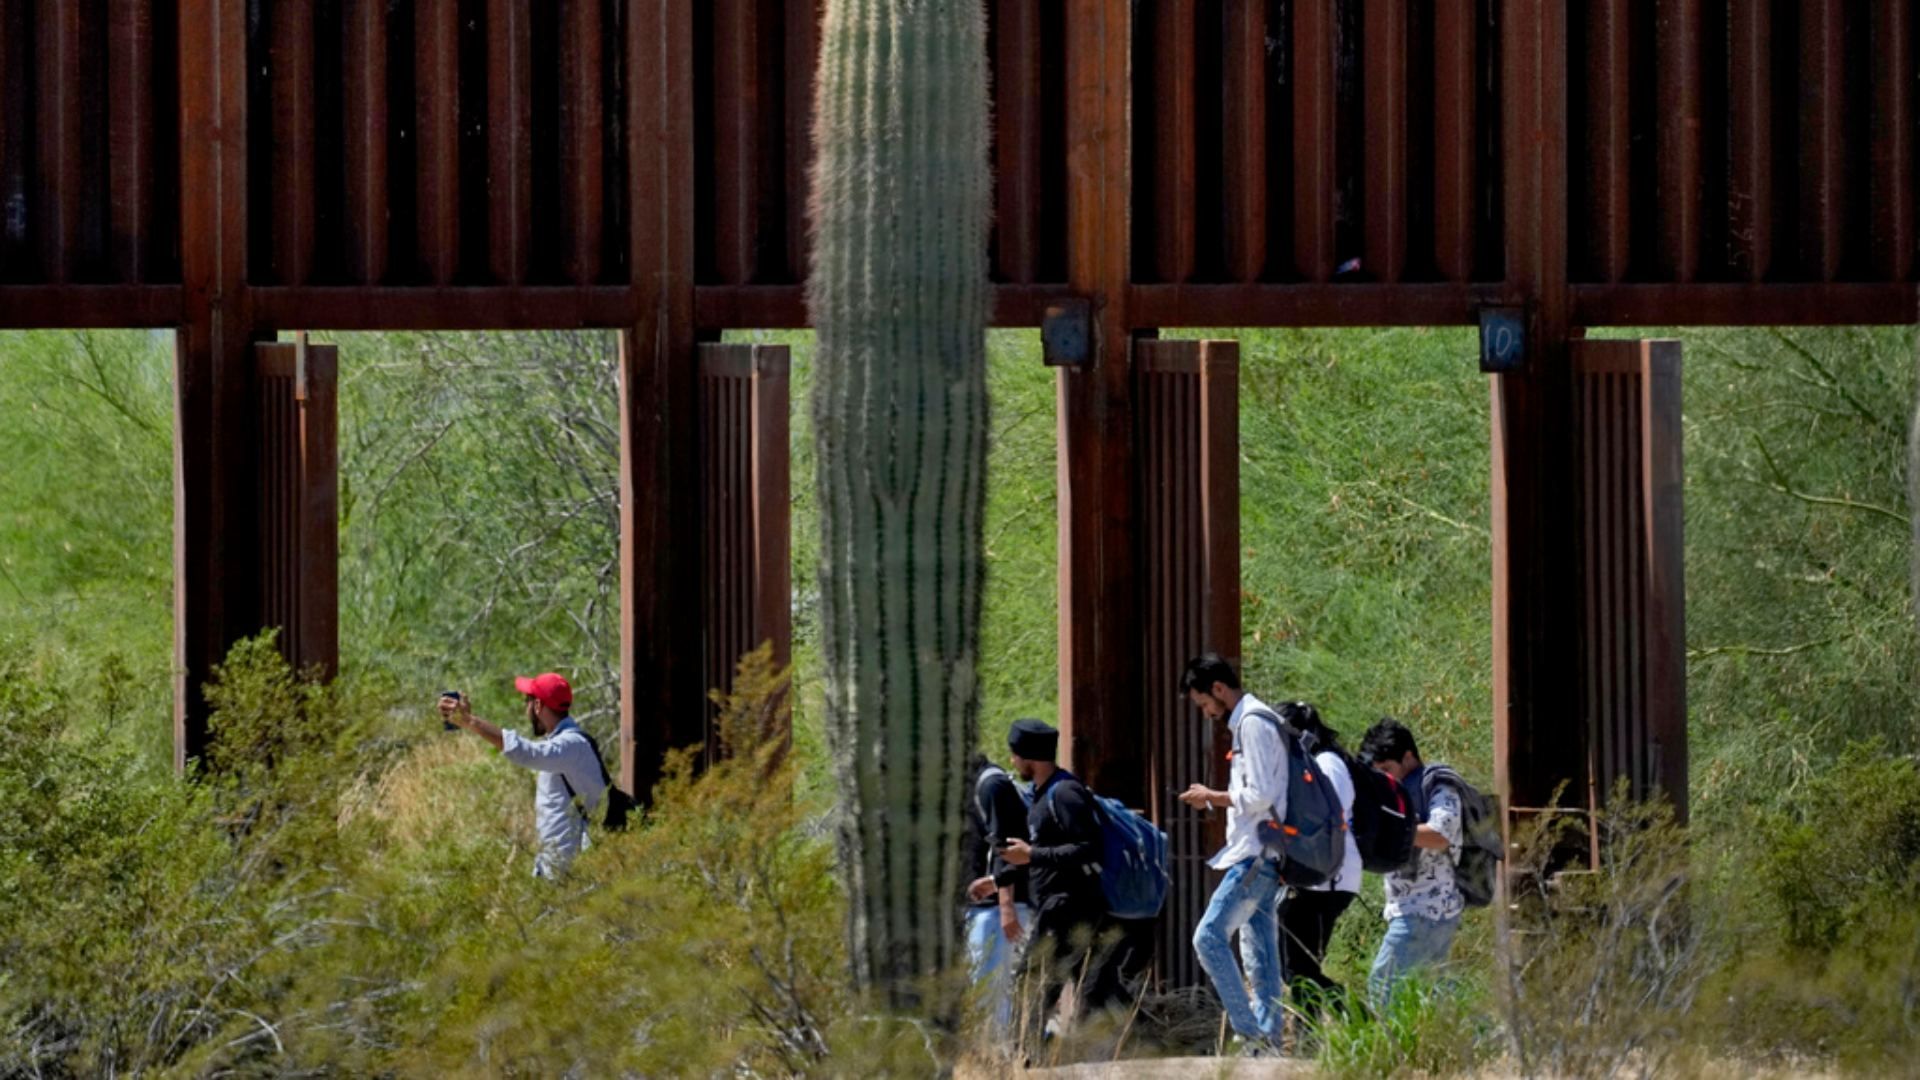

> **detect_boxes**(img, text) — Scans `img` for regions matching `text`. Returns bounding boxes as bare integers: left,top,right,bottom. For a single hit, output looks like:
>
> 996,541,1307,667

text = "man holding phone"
438,672,607,879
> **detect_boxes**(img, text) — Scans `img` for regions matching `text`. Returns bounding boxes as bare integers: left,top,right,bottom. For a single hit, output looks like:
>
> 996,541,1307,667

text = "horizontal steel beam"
1128,283,1504,328
2,283,1914,334
250,287,641,330
1573,284,1920,327
0,286,184,327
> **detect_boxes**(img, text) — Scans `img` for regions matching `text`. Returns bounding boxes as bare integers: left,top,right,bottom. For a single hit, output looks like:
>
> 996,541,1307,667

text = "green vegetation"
0,323,1915,1073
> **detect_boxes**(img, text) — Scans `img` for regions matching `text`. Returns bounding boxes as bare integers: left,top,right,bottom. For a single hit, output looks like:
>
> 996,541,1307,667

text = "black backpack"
1346,755,1418,874
1422,764,1503,908
559,727,635,832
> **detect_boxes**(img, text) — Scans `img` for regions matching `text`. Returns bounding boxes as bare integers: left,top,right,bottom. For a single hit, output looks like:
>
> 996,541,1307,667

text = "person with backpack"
438,672,608,879
998,719,1128,1026
962,750,1036,1032
1271,701,1362,1021
1359,717,1467,1005
1176,653,1290,1052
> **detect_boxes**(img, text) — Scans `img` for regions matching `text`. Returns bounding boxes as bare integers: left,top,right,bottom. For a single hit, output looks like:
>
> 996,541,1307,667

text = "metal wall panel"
253,340,338,679
1136,337,1239,988
696,342,792,764
1572,339,1686,822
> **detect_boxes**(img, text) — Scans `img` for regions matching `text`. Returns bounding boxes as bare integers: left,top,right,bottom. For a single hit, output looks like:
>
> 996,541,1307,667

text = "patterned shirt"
1382,779,1464,921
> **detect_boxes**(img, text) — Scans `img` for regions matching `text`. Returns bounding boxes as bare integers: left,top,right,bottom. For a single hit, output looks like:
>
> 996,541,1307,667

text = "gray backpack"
1422,764,1503,908
1244,710,1348,888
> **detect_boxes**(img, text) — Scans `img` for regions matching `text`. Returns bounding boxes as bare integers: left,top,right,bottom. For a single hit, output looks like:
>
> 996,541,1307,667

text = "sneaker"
1228,1034,1283,1059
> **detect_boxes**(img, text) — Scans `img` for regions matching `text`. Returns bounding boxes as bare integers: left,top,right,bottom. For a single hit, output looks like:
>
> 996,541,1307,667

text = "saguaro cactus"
807,0,992,1004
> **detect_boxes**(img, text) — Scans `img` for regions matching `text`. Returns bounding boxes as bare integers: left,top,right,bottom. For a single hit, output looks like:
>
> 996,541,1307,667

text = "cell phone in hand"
439,690,461,730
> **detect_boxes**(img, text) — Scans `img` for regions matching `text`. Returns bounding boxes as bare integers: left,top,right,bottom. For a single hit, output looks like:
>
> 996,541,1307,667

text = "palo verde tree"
806,0,992,1006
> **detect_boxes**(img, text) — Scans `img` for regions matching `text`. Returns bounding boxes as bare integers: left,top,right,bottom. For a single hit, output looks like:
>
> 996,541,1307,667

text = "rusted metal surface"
697,343,792,762
1059,0,1141,807
1432,0,1476,283
1363,0,1408,284
784,0,819,283
1573,339,1685,820
254,341,339,679
709,0,763,286
1136,337,1239,991
560,0,604,286
269,0,315,286
1798,0,1846,284
252,285,639,329
1869,0,1914,283
992,0,1041,284
5,1,1917,305
108,0,155,283
1219,0,1266,284
342,0,388,286
174,0,256,770
1576,0,1631,284
486,0,531,285
1145,0,1196,284
621,0,700,800
1292,0,1336,283
1727,0,1772,282
415,0,460,285
1129,282,1500,328
0,0,25,278
1654,0,1703,283
1492,0,1584,835
1576,284,1920,327
34,0,85,282
0,284,184,326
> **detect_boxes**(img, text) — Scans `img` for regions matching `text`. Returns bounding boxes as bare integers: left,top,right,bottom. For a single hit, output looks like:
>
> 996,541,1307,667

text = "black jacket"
1026,768,1103,911
976,768,1032,905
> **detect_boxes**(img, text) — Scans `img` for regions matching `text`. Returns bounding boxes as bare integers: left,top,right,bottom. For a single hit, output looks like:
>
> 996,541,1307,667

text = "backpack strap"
1038,778,1103,877
1239,708,1293,829
554,727,610,821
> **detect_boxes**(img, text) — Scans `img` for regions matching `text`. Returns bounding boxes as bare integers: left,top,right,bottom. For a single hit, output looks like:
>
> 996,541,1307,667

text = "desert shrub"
0,637,870,1077
373,646,851,1076
0,634,375,1076
1312,973,1500,1078
1499,789,1721,1079
1703,746,1920,1069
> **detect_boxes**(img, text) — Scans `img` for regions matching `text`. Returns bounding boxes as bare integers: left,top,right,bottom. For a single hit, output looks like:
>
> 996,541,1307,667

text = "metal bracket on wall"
1479,306,1528,373
1042,297,1093,367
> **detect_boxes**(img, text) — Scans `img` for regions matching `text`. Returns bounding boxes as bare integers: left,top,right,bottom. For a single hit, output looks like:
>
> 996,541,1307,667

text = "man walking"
439,672,607,879
1360,718,1462,1004
963,750,1036,1033
1177,653,1288,1052
999,719,1125,1027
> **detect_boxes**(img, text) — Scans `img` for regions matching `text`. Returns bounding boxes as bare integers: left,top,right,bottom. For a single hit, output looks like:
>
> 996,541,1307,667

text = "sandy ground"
1015,1059,1316,1079
976,1055,1843,1079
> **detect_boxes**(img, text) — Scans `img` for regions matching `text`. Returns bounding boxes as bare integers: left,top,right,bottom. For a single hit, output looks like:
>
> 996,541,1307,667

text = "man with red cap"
439,672,608,878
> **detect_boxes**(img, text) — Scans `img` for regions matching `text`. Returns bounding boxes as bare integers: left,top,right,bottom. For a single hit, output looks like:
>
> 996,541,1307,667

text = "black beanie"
1007,718,1059,762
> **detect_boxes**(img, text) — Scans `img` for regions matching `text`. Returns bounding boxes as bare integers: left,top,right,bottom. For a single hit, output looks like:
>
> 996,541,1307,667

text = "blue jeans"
965,903,1036,1032
1193,857,1285,1042
1368,913,1461,1007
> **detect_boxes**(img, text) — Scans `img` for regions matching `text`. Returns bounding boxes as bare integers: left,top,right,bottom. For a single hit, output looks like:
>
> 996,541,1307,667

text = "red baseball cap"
514,672,572,712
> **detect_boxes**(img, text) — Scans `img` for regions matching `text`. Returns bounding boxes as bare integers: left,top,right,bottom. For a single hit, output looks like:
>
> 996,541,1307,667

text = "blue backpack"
1244,709,1348,888
1042,783,1170,921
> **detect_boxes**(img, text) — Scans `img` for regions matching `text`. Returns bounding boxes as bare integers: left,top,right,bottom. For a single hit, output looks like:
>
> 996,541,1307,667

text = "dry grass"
334,728,529,852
